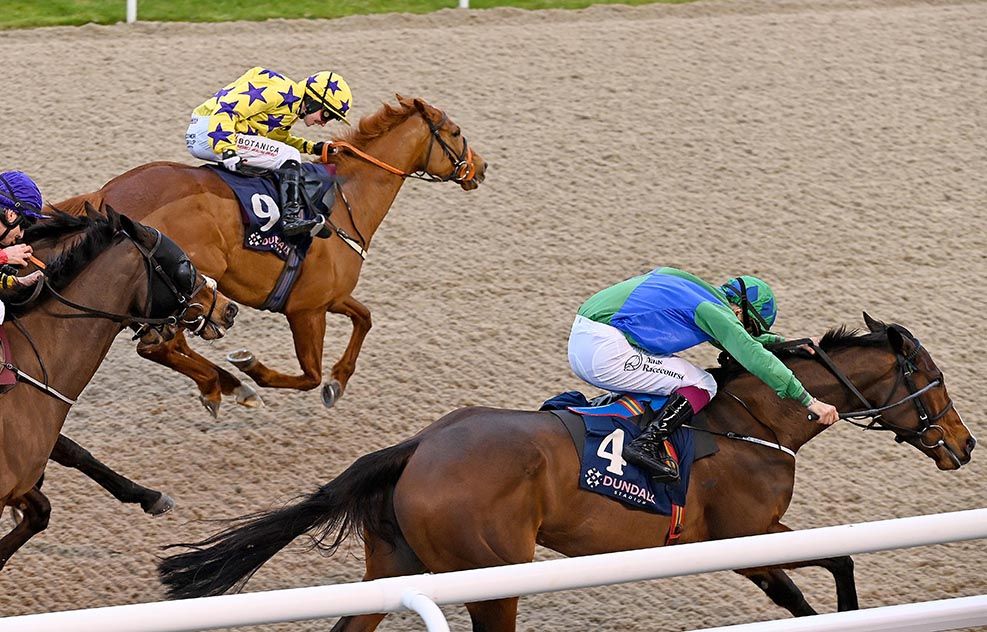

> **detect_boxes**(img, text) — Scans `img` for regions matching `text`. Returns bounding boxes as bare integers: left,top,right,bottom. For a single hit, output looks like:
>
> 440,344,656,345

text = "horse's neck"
13,258,139,405
333,118,427,244
723,346,893,453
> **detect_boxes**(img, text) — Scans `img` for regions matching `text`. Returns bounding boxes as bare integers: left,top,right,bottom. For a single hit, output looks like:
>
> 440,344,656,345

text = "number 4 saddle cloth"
541,391,718,519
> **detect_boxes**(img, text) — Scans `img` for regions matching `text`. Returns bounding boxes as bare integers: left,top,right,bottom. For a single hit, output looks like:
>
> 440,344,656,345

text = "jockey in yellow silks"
186,67,353,237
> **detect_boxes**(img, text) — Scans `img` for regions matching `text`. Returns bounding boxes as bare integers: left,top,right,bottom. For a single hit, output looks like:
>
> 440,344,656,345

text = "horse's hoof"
144,493,175,516
234,383,263,408
227,349,257,371
321,380,342,408
199,395,221,418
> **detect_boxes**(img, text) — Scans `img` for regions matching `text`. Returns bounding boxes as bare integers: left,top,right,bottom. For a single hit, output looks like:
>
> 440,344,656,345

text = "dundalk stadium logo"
584,467,604,488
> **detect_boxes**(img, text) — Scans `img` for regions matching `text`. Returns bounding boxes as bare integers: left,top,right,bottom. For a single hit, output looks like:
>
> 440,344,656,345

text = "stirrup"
282,214,319,237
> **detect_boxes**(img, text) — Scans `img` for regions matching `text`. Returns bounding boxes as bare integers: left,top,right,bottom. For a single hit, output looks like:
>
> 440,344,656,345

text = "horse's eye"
452,129,461,138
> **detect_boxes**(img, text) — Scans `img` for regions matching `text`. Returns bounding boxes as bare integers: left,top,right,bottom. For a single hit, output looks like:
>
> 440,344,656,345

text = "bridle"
5,224,218,406
320,108,478,185
803,333,955,450
317,106,479,259
712,332,956,461
28,226,218,336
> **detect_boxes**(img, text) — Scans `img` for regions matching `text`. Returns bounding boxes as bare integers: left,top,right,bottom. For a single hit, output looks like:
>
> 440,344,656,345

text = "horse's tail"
158,439,420,599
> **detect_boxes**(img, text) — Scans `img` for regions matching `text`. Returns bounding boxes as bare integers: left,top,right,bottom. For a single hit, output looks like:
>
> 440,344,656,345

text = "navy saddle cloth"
204,163,335,261
541,391,717,515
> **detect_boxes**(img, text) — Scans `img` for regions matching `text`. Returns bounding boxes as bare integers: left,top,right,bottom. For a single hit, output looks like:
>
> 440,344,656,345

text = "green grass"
0,0,689,29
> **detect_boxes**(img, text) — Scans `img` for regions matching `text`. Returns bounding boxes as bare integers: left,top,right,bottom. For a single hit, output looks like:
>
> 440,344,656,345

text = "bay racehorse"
54,95,486,416
0,207,237,570
159,315,974,629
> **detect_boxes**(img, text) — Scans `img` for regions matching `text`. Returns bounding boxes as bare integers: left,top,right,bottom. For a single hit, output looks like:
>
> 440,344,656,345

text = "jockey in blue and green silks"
568,267,839,482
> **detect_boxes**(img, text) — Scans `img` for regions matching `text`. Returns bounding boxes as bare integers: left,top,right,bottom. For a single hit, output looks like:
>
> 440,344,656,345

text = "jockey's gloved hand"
313,142,326,158
221,150,243,172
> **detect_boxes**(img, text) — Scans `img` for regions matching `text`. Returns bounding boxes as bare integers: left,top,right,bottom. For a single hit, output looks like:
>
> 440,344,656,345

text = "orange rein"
28,254,46,270
321,140,477,183
322,141,408,177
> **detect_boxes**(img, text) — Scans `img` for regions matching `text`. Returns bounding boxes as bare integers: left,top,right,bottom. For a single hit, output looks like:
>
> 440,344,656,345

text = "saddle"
204,163,337,312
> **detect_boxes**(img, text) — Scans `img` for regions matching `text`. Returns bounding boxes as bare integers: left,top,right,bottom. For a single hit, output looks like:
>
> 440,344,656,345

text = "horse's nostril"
968,436,977,452
227,304,239,321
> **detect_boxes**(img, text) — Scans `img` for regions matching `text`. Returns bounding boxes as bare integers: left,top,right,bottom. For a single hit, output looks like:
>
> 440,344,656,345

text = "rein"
4,225,213,407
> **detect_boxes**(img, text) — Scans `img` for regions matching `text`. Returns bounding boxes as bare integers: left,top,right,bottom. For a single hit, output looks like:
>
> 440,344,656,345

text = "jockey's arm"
694,301,812,406
266,126,318,156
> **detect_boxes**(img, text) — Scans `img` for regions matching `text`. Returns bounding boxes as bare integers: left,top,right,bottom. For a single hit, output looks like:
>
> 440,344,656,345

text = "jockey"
567,267,839,482
186,67,353,237
0,171,46,291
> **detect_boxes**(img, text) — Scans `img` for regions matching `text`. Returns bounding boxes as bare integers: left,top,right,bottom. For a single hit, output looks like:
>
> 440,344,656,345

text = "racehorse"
54,95,487,416
0,207,237,570
159,315,974,629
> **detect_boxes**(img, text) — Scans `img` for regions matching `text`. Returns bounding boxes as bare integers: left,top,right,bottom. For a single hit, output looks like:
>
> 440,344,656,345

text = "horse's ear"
411,98,430,115
103,204,122,231
83,202,102,221
395,93,410,105
862,311,884,333
887,324,905,352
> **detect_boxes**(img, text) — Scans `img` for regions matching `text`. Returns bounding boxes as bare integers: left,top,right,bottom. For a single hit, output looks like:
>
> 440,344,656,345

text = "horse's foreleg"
327,296,372,404
230,308,327,392
170,332,259,408
0,488,51,571
735,567,817,616
137,333,224,417
50,434,174,515
739,522,858,613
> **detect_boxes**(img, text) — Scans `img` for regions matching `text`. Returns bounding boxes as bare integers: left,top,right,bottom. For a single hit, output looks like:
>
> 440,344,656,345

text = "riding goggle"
0,208,37,230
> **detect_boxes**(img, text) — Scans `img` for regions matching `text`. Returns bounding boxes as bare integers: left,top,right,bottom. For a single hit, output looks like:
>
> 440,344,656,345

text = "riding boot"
623,393,694,483
279,160,323,237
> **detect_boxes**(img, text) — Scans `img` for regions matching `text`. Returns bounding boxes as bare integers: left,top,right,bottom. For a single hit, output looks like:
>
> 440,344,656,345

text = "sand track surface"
0,0,984,629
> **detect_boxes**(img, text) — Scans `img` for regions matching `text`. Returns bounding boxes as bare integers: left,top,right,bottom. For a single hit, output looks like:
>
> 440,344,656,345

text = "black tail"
158,439,419,599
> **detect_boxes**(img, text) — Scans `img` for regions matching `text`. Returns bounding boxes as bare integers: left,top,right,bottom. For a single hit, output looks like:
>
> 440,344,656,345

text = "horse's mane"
334,99,417,148
710,325,889,386
6,209,119,314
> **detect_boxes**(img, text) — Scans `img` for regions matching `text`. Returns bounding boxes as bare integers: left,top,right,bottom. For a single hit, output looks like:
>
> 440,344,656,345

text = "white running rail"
0,508,984,632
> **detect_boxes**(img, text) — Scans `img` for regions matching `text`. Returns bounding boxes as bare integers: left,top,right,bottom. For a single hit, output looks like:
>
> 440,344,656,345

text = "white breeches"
567,315,718,398
185,114,301,170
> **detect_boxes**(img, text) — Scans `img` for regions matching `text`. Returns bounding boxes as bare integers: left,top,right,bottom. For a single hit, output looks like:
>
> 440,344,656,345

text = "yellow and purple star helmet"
305,71,353,125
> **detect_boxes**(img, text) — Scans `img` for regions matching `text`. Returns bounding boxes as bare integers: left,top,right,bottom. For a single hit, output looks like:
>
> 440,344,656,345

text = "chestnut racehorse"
159,316,975,629
54,95,486,415
0,208,237,570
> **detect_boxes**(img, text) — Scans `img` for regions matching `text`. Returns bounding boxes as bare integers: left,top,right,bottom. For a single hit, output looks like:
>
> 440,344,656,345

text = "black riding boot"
623,393,694,483
279,160,322,237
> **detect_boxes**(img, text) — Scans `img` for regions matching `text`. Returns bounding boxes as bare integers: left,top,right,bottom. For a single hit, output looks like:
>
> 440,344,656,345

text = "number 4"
597,429,627,475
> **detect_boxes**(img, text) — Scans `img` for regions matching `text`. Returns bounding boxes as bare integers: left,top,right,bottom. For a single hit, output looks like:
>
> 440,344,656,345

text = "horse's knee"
25,492,51,533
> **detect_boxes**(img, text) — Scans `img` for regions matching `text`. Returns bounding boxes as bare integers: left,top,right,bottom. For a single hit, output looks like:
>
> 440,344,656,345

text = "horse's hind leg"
330,529,427,632
51,434,174,515
0,487,51,571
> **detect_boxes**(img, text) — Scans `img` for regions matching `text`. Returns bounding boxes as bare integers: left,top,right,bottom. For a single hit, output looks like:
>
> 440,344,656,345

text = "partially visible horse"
54,95,487,415
0,207,237,570
160,315,974,630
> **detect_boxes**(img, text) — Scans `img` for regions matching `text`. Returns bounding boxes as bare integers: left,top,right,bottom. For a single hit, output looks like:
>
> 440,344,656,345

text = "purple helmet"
0,171,46,219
